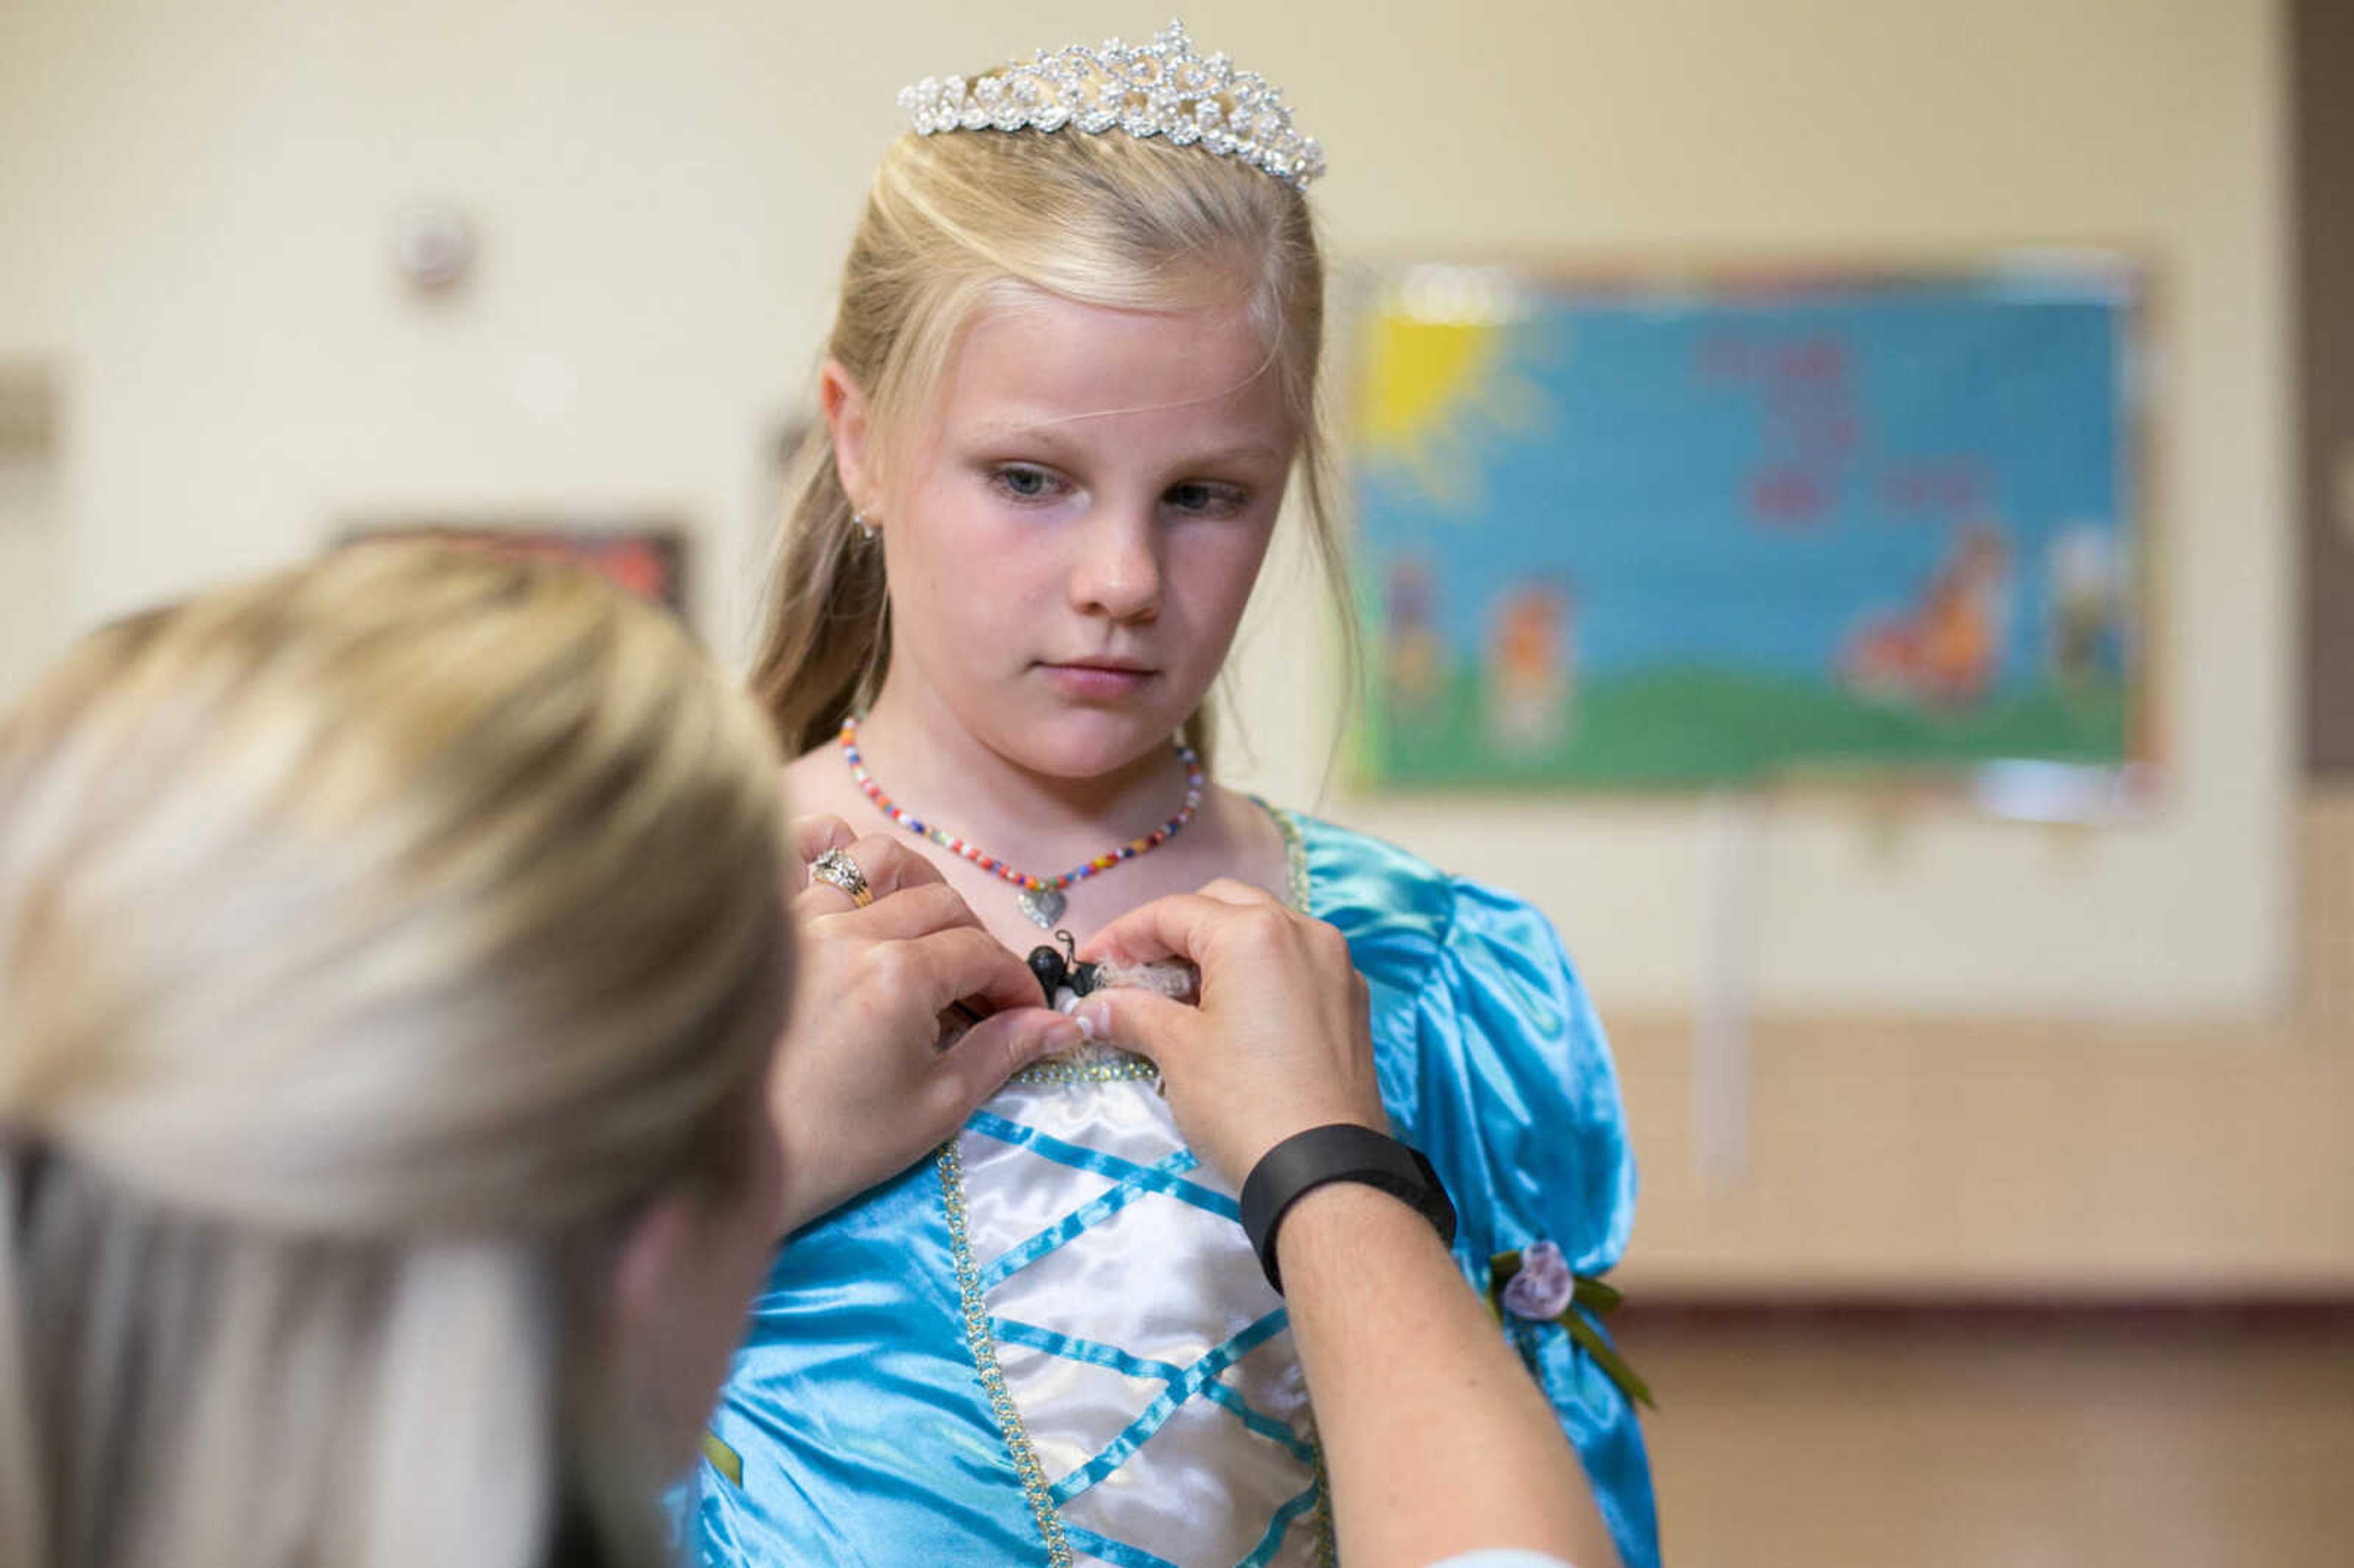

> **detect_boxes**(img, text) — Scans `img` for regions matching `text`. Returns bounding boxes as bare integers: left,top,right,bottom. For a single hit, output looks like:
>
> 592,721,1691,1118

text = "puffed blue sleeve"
1276,811,1660,1568
1405,877,1655,1568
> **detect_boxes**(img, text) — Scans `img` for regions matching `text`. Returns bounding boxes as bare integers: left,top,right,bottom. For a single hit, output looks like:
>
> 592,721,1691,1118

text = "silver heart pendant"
1017,886,1068,929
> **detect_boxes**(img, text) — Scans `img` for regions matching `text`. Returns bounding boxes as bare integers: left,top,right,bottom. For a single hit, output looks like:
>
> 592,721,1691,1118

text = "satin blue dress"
689,811,1657,1568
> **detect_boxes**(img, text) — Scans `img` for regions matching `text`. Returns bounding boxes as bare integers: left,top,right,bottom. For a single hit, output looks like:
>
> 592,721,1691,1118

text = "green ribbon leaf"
1559,1310,1656,1411
1487,1248,1653,1410
701,1428,744,1488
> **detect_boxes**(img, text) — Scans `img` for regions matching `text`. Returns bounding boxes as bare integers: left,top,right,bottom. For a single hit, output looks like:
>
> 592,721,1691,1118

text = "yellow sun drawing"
1354,278,1554,515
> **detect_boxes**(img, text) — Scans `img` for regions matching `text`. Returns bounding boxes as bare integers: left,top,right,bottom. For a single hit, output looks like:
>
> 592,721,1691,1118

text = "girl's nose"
1069,504,1162,623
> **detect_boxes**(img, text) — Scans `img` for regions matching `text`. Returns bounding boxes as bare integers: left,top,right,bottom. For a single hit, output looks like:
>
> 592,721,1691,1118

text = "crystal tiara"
897,19,1326,189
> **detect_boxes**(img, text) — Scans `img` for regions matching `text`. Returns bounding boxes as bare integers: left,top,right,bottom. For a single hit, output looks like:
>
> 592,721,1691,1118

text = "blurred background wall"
0,0,2304,1010
2,2,2345,1564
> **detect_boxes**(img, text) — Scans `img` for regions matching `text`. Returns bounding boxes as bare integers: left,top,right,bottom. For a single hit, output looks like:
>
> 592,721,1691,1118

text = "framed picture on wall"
341,520,691,621
1346,259,2151,796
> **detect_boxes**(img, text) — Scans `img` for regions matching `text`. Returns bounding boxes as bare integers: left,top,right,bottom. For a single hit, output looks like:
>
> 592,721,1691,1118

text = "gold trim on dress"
1009,1049,1160,1088
1265,801,1312,912
939,1138,1075,1567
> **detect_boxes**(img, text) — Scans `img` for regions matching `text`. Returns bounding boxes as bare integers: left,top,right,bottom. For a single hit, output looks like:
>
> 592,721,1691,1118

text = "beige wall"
0,0,2295,1019
0,2,2325,1282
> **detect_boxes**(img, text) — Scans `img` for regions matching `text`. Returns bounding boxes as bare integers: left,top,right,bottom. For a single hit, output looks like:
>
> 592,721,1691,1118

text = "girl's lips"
1039,662,1157,699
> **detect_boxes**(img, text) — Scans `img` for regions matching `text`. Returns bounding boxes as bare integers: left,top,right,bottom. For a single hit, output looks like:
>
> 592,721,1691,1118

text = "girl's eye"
990,463,1066,503
1164,481,1249,519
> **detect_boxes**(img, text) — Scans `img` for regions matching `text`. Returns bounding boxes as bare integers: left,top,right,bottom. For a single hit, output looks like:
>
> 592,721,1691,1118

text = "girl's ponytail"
751,424,891,757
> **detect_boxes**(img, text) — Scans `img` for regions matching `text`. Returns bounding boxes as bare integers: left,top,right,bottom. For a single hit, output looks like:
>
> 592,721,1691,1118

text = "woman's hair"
0,543,788,1568
749,122,1349,759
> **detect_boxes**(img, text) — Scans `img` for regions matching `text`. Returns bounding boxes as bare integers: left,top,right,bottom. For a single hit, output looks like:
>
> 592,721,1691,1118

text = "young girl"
698,23,1656,1568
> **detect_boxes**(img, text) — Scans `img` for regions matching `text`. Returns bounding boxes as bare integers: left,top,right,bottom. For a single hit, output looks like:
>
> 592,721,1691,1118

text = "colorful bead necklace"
839,717,1206,929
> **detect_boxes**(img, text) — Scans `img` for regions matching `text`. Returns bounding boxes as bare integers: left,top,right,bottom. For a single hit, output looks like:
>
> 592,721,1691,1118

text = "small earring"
853,511,878,542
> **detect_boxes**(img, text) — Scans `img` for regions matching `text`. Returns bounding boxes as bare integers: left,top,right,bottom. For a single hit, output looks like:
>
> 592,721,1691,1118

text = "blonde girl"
699,22,1656,1568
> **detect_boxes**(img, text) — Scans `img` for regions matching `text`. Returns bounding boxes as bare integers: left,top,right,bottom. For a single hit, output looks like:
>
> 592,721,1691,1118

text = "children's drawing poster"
1347,264,2146,791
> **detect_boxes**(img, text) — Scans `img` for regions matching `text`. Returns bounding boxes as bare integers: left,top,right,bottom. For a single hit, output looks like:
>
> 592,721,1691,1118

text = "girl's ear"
819,359,878,516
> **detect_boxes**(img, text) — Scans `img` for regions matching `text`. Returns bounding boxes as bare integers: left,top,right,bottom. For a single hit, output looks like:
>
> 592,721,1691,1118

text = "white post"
1694,789,1764,1186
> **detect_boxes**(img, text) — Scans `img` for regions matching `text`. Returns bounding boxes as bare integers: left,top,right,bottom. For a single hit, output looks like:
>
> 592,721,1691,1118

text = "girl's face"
839,288,1295,780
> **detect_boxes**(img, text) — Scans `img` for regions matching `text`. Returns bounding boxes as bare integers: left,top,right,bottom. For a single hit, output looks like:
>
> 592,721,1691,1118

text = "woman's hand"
1084,880,1621,1568
1073,879,1387,1190
768,816,1076,1232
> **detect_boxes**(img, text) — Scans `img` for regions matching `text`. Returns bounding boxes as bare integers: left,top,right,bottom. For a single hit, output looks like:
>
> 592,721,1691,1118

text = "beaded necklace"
839,716,1206,929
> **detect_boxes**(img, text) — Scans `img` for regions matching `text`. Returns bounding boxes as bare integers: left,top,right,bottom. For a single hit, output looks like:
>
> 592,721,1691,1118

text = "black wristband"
1238,1123,1457,1295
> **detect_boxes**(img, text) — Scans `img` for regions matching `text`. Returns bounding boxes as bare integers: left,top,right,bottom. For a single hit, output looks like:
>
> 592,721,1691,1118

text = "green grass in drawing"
1357,667,2131,790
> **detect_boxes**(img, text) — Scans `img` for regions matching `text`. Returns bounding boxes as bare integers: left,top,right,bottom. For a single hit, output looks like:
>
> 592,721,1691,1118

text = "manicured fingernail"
1075,1000,1110,1042
1043,1018,1083,1053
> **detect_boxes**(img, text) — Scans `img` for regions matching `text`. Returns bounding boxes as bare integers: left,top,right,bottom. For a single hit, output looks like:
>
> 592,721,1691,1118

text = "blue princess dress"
690,812,1658,1568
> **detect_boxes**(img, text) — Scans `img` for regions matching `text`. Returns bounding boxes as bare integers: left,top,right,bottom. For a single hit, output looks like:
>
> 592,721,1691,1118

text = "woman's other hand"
1081,878,1619,1568
1073,880,1386,1190
769,815,1076,1232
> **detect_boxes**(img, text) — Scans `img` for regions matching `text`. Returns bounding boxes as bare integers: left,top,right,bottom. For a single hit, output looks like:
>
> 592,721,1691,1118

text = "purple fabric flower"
1502,1240,1575,1321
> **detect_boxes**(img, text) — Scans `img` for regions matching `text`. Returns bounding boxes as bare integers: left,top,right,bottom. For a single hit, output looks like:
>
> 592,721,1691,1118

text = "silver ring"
809,848,874,907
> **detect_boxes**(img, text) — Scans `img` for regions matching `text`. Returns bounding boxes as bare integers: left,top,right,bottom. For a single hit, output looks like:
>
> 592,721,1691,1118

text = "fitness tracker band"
1238,1123,1457,1294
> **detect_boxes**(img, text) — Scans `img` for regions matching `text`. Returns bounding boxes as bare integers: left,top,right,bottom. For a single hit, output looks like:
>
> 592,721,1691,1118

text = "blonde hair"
750,123,1350,759
0,543,788,1568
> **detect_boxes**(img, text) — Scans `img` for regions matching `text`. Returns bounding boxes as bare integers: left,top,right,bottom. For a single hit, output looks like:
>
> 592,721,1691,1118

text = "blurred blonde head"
0,542,788,1568
750,116,1348,759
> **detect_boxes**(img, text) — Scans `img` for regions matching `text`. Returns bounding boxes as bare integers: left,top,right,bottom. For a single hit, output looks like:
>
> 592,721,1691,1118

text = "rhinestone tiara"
897,19,1326,189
